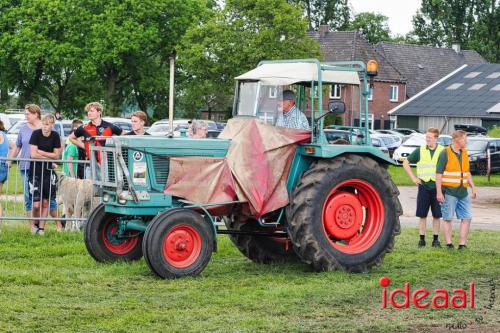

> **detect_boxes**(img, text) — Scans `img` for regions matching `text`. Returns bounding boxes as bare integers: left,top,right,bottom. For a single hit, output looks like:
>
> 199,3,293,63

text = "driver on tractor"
275,90,309,130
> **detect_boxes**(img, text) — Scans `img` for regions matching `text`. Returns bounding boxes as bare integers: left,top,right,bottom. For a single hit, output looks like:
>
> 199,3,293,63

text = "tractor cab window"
235,81,282,125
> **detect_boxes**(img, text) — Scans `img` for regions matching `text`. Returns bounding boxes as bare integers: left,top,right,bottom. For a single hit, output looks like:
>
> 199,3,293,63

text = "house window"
389,86,398,102
367,87,373,101
446,83,463,90
329,84,341,99
464,72,481,78
269,86,277,99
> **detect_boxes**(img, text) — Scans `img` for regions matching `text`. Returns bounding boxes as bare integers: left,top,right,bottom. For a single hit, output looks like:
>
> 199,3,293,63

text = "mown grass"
388,165,500,187
0,224,498,332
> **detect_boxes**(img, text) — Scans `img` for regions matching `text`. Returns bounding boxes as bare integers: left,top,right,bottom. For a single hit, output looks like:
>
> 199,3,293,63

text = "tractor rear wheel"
287,155,402,273
142,209,214,279
84,204,143,262
224,216,298,264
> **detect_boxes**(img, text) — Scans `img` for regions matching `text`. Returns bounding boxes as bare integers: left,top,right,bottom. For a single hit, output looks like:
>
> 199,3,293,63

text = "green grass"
0,225,498,332
388,165,500,187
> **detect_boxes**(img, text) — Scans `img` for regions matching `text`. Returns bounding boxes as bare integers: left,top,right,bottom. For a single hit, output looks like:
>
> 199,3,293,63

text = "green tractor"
84,59,402,279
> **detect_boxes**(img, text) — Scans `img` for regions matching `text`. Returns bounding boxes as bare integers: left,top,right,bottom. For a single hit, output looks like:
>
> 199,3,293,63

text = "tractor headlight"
117,192,128,205
103,194,110,202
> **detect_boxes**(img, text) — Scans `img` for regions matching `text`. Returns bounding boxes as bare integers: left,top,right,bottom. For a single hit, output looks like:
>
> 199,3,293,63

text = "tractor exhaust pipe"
168,51,176,136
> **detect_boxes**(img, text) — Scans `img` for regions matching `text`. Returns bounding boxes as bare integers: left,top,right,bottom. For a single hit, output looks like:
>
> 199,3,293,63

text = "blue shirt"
16,124,35,170
275,106,310,130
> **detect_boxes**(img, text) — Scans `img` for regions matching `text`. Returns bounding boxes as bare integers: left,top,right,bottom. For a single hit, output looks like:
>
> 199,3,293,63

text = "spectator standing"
63,119,83,178
126,111,150,135
28,114,61,235
402,128,444,248
68,102,123,178
436,130,477,250
0,120,12,226
8,104,42,233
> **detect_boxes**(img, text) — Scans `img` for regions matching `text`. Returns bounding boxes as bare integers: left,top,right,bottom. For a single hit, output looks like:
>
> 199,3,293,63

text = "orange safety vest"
442,146,470,188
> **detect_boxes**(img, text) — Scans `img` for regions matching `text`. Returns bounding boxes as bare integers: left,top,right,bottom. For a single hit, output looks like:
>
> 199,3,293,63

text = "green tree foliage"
412,0,499,62
177,0,321,118
0,0,207,117
289,0,351,30
350,12,391,44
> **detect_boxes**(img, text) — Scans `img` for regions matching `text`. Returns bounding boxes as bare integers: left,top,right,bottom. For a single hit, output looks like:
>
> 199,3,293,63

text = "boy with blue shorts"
436,130,477,250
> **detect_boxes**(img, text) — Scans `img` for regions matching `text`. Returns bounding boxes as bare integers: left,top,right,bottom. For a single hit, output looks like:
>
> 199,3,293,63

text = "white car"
392,133,452,165
149,119,218,137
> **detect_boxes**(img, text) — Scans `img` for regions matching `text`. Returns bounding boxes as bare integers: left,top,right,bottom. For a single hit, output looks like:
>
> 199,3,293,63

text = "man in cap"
275,90,309,130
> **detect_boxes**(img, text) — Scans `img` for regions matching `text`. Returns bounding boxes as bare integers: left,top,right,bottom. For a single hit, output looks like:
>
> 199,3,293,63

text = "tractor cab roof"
235,61,360,86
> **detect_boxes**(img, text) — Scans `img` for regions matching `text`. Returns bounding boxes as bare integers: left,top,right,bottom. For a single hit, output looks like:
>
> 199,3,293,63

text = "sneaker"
418,239,426,248
36,228,45,236
458,245,467,250
432,239,442,248
31,226,39,235
446,243,454,249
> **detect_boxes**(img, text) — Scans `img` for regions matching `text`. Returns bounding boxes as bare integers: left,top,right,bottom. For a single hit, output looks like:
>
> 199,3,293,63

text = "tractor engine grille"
152,155,170,186
103,148,128,189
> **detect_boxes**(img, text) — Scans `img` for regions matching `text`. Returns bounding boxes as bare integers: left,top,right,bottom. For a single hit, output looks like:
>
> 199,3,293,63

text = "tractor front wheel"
142,209,214,279
84,204,143,262
286,155,402,273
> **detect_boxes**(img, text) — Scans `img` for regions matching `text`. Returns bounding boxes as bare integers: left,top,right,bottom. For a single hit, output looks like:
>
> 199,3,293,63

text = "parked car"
375,129,405,139
392,128,421,136
392,133,451,165
454,124,487,136
467,137,500,175
324,129,353,144
371,133,401,158
371,136,390,157
103,117,132,132
149,119,218,137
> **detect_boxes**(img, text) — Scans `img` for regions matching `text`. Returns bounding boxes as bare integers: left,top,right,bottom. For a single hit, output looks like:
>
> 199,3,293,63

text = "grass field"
388,165,500,187
0,224,498,332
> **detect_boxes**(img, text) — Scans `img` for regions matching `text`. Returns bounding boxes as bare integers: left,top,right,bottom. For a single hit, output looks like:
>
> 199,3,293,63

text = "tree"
82,0,207,116
469,0,499,62
350,12,391,44
289,0,351,31
177,0,321,118
412,0,499,62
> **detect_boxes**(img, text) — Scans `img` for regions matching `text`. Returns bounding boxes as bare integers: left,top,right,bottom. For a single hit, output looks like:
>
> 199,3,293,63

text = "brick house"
307,28,406,129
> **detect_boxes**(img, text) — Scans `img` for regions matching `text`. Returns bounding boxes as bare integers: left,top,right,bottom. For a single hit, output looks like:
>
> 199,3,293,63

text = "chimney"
452,43,461,53
319,25,329,38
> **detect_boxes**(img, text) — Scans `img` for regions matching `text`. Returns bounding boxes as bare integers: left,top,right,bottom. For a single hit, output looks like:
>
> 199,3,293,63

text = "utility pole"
168,51,176,135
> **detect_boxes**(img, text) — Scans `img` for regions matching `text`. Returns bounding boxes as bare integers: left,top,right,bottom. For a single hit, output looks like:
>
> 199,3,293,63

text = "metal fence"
0,157,97,228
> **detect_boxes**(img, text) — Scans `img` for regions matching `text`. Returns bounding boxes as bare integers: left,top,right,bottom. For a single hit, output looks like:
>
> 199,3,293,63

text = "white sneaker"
31,226,39,235
36,228,45,236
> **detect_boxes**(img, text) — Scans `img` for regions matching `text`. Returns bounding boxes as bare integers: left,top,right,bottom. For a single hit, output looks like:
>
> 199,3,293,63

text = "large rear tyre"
224,216,298,264
287,155,402,273
84,204,143,262
143,209,214,279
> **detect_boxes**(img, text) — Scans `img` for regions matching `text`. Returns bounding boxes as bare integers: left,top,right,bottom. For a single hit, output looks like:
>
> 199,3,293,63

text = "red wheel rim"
102,219,139,255
322,179,384,254
163,224,202,268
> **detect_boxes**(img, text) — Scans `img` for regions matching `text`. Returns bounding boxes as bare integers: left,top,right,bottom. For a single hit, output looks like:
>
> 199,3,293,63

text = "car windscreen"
467,140,488,152
150,124,169,133
7,121,25,134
